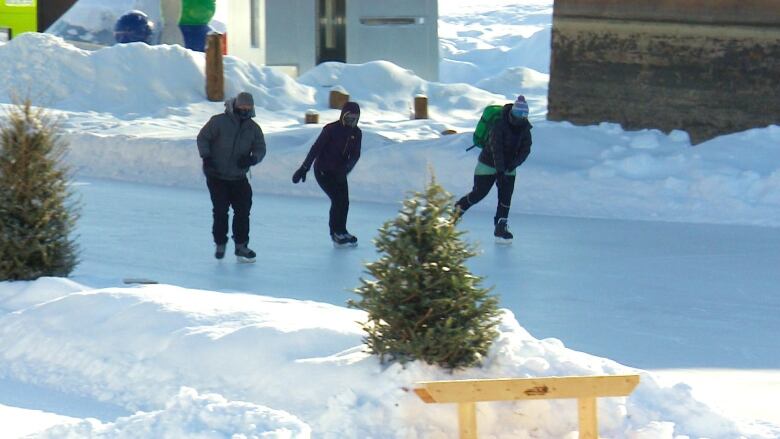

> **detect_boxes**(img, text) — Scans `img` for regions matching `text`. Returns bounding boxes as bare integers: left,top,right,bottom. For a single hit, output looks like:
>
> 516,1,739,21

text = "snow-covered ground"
1,0,779,437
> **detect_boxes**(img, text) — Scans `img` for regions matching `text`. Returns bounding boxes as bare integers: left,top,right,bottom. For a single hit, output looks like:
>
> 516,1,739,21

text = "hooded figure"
453,95,533,244
292,102,363,247
197,92,266,262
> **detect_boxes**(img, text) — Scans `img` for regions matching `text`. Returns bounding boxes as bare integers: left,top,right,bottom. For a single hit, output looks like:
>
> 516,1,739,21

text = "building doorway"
316,0,346,64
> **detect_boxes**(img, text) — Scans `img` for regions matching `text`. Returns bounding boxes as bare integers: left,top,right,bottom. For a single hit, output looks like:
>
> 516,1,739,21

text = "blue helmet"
114,10,154,44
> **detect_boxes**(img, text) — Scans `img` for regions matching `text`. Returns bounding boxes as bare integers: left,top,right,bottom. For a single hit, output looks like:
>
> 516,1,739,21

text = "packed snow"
1,279,771,438
1,0,779,437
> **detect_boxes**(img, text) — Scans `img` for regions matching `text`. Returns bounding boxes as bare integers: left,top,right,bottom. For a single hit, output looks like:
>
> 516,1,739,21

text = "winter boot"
214,243,226,260
494,218,513,244
331,233,354,248
235,243,257,263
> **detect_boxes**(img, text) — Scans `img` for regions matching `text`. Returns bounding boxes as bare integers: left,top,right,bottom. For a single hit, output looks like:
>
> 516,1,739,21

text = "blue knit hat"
511,95,529,118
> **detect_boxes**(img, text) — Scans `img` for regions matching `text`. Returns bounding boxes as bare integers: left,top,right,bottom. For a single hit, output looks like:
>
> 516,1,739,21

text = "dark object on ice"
123,278,158,284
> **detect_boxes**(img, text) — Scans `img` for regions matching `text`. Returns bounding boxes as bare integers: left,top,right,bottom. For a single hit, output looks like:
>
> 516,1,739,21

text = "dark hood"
224,97,256,119
340,101,360,120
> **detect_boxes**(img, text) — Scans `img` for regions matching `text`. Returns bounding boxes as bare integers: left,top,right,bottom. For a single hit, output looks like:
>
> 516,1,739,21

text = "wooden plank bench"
414,374,640,439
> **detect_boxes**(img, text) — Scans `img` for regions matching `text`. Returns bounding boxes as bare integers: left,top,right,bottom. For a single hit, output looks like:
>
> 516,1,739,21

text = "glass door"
316,0,345,64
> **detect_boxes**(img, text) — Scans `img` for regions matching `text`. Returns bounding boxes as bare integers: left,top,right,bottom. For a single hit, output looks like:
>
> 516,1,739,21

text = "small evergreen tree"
349,176,500,369
0,100,79,280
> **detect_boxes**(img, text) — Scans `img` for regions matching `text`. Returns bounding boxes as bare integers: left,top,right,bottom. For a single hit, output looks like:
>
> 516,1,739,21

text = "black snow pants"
455,174,516,222
206,176,253,245
315,170,350,235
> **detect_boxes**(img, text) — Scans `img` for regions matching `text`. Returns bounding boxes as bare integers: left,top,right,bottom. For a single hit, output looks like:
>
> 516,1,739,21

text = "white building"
227,0,439,80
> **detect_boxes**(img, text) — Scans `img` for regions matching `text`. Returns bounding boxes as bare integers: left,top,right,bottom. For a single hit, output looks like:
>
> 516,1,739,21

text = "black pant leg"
228,177,253,245
315,170,349,235
456,174,496,211
315,170,336,234
333,176,349,234
206,176,230,245
495,175,516,221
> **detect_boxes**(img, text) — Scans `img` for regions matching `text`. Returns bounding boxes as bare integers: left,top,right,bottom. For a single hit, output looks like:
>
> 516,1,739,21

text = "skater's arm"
302,125,330,169
513,131,532,169
251,125,267,164
197,116,219,158
345,129,362,174
489,125,507,173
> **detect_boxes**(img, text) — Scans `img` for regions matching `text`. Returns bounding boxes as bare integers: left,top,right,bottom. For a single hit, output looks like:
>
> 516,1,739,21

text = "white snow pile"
0,33,314,116
0,278,770,438
439,0,553,82
35,388,310,439
45,0,164,46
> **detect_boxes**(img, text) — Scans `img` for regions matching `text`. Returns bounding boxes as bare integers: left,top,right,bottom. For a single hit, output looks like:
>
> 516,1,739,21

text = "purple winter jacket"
302,102,362,174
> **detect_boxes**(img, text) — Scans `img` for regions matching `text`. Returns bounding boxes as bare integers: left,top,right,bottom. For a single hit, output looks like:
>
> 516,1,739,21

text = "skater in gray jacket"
197,92,266,262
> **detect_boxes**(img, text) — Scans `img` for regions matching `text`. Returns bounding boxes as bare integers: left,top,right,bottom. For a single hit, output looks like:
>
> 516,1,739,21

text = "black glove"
237,155,255,168
202,157,216,171
292,166,308,184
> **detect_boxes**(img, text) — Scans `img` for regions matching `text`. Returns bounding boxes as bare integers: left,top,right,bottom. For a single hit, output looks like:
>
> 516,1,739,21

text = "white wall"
262,0,438,80
227,0,266,68
346,0,438,81
265,0,315,75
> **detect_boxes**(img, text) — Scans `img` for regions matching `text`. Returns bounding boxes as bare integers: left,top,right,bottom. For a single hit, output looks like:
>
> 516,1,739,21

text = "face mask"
236,108,253,120
510,109,528,125
511,108,528,119
342,113,359,127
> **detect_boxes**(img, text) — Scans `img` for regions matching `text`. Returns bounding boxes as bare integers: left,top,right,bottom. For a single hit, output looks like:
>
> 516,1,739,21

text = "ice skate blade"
333,242,358,249
236,255,256,263
494,237,513,245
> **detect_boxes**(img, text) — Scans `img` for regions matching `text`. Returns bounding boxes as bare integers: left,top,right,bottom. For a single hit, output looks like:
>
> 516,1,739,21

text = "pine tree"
0,101,79,280
349,176,500,369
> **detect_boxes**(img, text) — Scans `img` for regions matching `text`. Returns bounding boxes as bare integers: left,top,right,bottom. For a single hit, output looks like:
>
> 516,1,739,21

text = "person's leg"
494,174,516,241
315,170,340,236
206,176,230,245
332,175,350,234
229,177,253,246
495,175,516,223
456,174,496,213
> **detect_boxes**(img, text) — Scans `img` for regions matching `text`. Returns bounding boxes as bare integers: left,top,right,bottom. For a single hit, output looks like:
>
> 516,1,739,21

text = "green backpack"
468,105,503,151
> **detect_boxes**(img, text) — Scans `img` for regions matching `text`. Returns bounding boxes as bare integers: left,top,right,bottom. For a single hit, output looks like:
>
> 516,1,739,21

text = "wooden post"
578,397,598,439
205,33,224,102
329,87,350,109
414,94,429,119
305,110,319,124
458,402,477,439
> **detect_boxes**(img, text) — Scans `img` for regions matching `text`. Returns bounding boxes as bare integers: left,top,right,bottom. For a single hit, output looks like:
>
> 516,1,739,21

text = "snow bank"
0,33,314,116
46,0,163,46
0,404,78,439
0,277,87,312
298,61,505,121
0,278,768,438
62,121,780,227
439,0,553,85
36,388,310,439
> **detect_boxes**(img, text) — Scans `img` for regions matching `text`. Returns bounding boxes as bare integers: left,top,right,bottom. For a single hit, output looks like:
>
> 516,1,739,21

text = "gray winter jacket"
197,99,267,180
